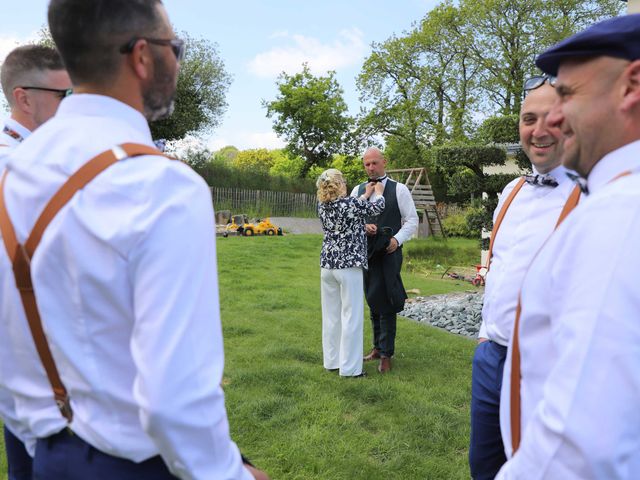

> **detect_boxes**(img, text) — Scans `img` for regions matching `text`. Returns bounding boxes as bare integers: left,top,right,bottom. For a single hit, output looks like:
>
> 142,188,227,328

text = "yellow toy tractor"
226,215,283,236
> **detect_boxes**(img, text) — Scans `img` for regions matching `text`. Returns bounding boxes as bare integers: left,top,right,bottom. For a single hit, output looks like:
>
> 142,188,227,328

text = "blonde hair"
316,168,345,203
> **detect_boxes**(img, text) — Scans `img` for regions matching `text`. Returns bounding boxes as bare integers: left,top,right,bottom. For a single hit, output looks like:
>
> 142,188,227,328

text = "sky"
1,0,441,151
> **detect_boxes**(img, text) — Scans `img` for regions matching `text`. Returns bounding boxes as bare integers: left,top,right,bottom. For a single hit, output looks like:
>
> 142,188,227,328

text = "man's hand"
365,224,377,236
386,237,399,254
246,465,270,480
477,337,489,345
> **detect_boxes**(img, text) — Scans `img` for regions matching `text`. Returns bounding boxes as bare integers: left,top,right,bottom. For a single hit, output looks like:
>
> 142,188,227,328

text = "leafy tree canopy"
264,64,352,177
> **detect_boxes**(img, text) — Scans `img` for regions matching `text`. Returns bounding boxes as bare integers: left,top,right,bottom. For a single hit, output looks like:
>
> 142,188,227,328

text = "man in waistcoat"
0,44,70,480
351,147,418,374
497,14,640,478
0,0,268,479
469,79,579,480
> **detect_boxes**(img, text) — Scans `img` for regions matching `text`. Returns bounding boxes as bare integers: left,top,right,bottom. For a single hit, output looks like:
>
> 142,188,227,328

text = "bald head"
546,56,639,177
362,147,386,179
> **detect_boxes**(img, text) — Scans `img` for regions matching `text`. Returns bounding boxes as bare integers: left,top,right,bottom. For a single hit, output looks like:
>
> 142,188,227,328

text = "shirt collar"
531,163,572,186
4,117,31,141
56,93,152,140
587,139,640,194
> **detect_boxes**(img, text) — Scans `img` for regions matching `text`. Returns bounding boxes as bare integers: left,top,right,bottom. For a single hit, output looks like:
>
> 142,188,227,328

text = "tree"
356,1,478,168
232,148,277,175
212,145,239,166
264,64,352,177
461,0,623,115
35,27,232,141
150,32,231,140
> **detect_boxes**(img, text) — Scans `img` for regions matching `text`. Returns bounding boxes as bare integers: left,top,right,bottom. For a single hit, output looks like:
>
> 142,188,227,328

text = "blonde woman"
317,169,385,377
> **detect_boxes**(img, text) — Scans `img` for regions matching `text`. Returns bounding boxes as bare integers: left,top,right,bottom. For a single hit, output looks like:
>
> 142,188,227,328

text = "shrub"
442,213,472,238
195,161,316,193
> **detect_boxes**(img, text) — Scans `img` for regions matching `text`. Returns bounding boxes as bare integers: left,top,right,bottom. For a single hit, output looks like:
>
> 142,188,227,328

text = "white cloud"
246,131,286,150
207,130,285,151
247,28,366,78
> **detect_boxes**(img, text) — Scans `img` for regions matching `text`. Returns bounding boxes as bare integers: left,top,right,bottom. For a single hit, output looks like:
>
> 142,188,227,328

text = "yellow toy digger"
226,215,283,236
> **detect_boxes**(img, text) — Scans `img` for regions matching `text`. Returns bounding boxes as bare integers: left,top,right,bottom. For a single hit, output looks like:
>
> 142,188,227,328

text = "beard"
143,52,177,122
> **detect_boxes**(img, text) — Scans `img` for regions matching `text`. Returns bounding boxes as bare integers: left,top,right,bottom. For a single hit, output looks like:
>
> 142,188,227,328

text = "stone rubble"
400,291,484,339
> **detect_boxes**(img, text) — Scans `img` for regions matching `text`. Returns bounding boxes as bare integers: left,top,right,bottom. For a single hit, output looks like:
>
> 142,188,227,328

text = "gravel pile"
401,291,484,338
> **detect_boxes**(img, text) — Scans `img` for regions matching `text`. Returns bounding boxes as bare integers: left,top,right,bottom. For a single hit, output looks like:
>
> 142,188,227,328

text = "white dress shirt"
479,165,575,346
0,116,37,455
498,141,640,479
350,176,418,245
0,94,252,480
0,117,30,169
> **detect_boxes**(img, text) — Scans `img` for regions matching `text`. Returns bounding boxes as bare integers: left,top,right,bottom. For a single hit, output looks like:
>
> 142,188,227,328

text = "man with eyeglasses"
0,1,268,479
496,13,640,480
0,45,72,170
469,73,580,478
0,43,70,480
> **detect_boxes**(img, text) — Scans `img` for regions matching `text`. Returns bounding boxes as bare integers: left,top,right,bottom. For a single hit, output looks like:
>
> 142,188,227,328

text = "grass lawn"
219,235,478,479
0,235,479,480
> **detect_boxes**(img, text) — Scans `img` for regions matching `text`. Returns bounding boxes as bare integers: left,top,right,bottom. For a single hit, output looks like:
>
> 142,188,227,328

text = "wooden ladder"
386,167,445,238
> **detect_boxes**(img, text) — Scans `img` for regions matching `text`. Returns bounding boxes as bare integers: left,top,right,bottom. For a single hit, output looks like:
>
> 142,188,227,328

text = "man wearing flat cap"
497,14,640,479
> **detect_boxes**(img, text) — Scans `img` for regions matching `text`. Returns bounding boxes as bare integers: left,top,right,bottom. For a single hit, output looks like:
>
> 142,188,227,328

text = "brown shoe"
378,357,391,374
364,348,381,362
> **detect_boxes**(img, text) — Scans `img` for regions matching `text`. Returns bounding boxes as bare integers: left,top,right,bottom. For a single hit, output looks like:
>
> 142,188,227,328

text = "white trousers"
320,267,364,376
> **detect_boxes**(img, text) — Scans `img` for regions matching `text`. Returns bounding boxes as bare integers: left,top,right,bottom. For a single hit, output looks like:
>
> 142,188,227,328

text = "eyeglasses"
119,37,186,62
17,86,73,100
524,75,557,93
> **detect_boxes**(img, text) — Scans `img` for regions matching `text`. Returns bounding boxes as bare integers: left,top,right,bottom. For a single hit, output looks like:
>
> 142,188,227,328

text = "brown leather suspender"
0,143,166,423
485,177,526,270
509,184,581,453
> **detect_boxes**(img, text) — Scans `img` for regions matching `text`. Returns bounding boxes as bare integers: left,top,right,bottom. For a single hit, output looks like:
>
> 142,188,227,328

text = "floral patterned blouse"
318,195,385,269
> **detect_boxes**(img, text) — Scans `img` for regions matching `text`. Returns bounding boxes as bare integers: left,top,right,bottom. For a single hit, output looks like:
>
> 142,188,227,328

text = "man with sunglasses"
496,14,640,479
0,1,267,479
469,74,579,479
0,43,70,480
0,45,71,169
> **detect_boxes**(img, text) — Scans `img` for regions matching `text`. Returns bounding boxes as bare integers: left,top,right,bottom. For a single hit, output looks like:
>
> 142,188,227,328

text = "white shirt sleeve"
478,320,488,340
394,183,418,246
496,199,640,480
129,170,252,480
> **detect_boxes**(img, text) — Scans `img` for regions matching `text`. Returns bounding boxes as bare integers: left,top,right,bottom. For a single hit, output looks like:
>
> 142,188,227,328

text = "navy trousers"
33,429,177,480
469,340,507,480
4,426,33,480
369,309,396,357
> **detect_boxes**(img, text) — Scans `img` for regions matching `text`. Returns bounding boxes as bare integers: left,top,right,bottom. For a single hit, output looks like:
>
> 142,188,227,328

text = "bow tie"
524,173,558,188
368,175,387,183
566,172,589,195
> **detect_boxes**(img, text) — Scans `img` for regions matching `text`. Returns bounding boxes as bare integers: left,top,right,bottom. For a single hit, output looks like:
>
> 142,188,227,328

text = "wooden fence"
210,187,317,216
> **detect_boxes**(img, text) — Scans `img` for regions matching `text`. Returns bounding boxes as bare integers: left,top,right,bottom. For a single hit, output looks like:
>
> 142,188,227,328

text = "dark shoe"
343,372,367,378
378,357,391,374
325,368,339,372
363,348,381,362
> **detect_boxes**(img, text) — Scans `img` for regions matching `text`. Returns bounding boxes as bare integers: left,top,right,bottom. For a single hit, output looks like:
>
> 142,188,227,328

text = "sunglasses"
119,37,186,62
524,75,557,93
17,86,73,100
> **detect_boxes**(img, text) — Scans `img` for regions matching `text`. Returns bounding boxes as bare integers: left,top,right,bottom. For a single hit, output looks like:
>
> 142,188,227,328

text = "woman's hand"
374,182,385,196
364,181,376,198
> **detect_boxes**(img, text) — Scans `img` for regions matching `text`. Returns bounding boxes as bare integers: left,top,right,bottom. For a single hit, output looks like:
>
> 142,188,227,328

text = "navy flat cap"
536,14,640,76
